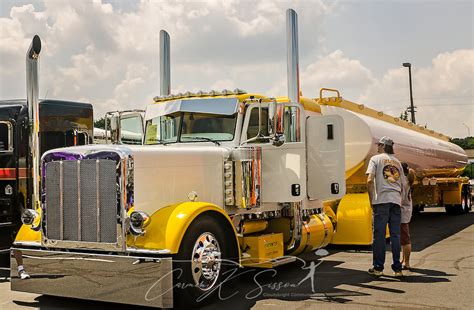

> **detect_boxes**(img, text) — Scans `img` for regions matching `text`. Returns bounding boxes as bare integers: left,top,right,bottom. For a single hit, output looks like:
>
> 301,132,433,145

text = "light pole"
402,62,416,124
462,123,471,137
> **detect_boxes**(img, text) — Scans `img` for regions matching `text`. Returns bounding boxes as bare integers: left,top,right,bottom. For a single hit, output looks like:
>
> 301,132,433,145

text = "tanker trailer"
313,89,470,245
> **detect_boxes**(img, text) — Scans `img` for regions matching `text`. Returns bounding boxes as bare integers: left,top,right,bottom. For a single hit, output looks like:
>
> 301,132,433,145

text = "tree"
400,109,409,121
450,137,474,150
450,137,474,179
94,117,105,129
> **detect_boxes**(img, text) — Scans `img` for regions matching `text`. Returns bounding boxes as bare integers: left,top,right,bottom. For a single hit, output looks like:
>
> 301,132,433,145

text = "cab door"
241,103,306,203
306,115,346,201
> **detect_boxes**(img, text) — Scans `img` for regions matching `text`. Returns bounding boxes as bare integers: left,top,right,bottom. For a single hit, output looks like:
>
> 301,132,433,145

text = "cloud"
0,1,471,137
267,48,473,137
0,0,331,118
359,49,474,137
301,50,376,99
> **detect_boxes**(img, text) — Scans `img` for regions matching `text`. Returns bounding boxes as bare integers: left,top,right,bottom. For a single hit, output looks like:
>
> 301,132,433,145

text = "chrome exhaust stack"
26,35,42,210
159,30,171,96
284,9,303,254
286,8,300,104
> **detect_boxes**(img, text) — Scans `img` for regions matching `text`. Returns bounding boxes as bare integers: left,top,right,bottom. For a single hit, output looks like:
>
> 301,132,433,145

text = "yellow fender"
128,202,240,256
331,193,391,245
16,202,239,258
14,207,42,244
15,223,41,243
331,193,373,245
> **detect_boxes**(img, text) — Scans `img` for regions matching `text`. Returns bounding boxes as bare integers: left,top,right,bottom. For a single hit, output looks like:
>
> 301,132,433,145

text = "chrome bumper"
11,247,173,308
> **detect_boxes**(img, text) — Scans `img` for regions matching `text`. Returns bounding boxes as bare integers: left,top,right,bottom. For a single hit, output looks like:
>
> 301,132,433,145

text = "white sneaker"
18,269,30,280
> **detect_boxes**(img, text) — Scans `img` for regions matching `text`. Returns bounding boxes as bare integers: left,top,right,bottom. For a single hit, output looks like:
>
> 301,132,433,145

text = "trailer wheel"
174,214,238,306
446,187,470,215
465,185,472,212
460,195,468,213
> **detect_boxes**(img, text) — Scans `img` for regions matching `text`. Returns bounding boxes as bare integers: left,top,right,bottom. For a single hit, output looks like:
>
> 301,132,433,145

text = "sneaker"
393,270,403,277
368,267,383,277
18,269,30,280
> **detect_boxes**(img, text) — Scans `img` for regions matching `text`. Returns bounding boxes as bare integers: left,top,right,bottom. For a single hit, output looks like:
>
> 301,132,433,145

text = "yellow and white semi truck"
12,10,346,308
11,8,470,308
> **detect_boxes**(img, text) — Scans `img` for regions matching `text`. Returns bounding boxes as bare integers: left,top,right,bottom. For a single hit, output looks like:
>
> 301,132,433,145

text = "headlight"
128,211,150,236
21,209,41,231
5,184,13,195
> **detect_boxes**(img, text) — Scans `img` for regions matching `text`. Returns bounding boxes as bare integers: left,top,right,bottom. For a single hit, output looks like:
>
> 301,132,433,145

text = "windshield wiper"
147,139,174,146
182,136,221,146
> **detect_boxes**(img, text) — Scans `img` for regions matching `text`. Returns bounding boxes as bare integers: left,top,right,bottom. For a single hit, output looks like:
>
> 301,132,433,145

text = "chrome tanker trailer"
313,89,470,245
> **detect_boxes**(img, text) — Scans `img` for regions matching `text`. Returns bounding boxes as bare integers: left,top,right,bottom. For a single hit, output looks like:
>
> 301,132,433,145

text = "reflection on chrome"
11,248,173,308
233,147,262,209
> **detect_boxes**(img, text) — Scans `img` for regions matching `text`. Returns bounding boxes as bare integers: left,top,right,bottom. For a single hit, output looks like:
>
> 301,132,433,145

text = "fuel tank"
320,102,468,180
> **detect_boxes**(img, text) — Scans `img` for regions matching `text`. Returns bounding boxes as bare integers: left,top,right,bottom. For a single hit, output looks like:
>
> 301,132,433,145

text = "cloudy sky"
1,0,472,137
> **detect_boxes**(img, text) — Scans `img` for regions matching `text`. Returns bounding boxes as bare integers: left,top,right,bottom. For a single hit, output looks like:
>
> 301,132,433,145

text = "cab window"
284,106,301,142
145,112,180,144
145,112,237,145
120,116,143,145
246,105,301,143
0,122,13,152
181,113,236,142
246,108,269,143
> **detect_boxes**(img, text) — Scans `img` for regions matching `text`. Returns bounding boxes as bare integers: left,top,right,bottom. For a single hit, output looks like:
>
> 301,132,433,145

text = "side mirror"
110,115,119,130
120,113,144,145
104,110,144,145
105,113,120,144
268,101,285,147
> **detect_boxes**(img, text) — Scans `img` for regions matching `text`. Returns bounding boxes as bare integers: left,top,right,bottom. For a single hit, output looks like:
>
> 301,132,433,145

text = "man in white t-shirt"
366,136,405,277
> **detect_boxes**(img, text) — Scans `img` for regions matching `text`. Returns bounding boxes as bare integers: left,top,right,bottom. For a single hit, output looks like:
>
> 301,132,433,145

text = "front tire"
173,214,238,306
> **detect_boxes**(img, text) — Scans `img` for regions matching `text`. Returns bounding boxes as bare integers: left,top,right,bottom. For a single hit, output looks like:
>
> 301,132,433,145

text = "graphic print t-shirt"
366,153,404,206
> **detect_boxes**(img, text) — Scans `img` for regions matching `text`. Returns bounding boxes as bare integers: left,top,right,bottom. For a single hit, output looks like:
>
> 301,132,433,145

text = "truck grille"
44,159,118,243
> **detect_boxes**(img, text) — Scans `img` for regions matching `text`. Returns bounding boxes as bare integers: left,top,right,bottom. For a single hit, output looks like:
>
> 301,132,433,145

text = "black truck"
0,99,93,254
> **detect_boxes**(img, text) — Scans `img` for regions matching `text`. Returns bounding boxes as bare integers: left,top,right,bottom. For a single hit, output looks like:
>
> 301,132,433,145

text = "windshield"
145,112,237,145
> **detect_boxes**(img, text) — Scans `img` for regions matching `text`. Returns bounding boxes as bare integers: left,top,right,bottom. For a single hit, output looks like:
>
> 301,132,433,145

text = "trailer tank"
313,90,469,245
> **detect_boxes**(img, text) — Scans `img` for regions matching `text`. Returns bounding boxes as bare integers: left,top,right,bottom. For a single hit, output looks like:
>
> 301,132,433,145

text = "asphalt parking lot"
1,207,473,310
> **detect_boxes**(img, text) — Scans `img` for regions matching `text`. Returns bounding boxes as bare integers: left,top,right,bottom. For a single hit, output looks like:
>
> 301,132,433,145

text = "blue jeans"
372,203,402,272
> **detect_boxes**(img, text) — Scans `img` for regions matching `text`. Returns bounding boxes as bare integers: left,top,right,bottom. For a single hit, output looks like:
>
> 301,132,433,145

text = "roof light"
233,88,247,94
221,89,233,95
209,90,221,96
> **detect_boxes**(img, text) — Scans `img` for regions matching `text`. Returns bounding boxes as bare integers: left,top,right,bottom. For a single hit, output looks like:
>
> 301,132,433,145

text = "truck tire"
460,194,469,214
465,185,472,212
173,214,238,306
467,193,472,212
446,188,470,214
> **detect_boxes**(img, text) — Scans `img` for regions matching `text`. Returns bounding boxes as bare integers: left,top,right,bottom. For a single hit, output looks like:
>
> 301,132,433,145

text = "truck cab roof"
0,99,92,109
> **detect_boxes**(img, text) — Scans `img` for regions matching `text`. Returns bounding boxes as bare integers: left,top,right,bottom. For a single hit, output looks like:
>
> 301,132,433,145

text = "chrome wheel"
461,196,467,213
191,232,221,291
